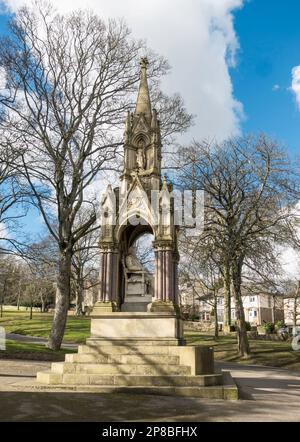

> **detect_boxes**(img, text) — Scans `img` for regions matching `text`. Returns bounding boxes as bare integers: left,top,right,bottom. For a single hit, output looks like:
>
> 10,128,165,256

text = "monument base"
148,300,181,316
121,295,152,312
36,311,238,400
90,311,184,345
92,301,118,314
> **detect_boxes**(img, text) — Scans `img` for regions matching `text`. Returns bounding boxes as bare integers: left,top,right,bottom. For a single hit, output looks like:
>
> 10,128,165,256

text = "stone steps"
65,353,181,365
32,384,237,400
37,371,222,387
78,344,180,354
34,371,238,400
51,362,191,376
35,339,239,400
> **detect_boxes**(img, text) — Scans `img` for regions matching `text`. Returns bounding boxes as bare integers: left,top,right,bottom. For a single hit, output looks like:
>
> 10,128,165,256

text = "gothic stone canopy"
97,58,179,314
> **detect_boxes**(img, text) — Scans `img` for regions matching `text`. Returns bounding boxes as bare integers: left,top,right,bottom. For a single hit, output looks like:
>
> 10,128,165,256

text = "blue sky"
1,0,299,154
0,0,300,244
231,0,300,156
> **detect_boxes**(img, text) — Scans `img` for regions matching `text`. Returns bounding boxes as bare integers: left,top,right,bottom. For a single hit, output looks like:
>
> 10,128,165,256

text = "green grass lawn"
185,331,300,371
0,310,90,343
1,311,300,370
0,340,75,361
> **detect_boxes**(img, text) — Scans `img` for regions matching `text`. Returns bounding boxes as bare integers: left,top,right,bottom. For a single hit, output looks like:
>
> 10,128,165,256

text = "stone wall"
184,321,215,333
247,332,288,342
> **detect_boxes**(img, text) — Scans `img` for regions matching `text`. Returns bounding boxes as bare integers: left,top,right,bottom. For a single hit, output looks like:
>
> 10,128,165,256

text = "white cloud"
272,84,280,91
291,65,300,110
0,67,6,89
280,247,300,279
1,0,245,141
279,202,300,279
0,221,8,239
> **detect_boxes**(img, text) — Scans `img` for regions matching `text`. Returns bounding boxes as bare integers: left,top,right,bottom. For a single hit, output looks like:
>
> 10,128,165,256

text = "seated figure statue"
125,247,143,271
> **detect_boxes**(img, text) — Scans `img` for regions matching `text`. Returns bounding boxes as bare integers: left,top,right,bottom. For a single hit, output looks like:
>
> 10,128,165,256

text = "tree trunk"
17,285,21,310
214,296,219,339
75,274,84,316
231,259,250,358
272,296,276,324
1,280,6,317
47,250,72,350
40,294,46,313
42,300,46,313
30,302,33,320
223,263,231,334
293,298,298,336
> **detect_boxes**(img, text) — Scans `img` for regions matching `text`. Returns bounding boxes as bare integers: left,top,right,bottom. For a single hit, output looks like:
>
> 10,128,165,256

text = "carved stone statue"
136,147,146,170
125,247,143,271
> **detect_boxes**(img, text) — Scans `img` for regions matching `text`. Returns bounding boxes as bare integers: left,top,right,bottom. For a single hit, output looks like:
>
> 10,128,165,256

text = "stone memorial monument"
36,59,237,399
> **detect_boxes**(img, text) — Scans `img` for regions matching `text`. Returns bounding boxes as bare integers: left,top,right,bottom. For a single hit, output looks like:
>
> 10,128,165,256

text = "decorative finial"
151,108,158,130
135,57,152,118
162,175,168,190
140,57,149,70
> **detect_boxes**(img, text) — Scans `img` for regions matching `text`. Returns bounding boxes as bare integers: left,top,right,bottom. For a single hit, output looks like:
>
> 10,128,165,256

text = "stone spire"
135,57,152,120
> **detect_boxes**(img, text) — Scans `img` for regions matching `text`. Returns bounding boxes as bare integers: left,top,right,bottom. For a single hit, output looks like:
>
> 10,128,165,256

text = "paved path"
0,359,300,421
6,333,78,350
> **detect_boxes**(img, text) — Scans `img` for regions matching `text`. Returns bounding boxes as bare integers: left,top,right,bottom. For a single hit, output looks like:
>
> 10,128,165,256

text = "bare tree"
71,214,99,316
134,234,155,273
283,280,300,334
0,254,16,316
0,146,28,252
0,4,192,349
180,239,223,339
177,135,295,357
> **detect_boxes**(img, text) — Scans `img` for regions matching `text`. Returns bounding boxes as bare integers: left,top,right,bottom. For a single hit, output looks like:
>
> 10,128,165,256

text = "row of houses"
179,284,300,329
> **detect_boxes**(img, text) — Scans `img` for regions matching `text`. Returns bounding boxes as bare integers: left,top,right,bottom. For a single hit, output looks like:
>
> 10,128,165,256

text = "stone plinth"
121,295,152,313
90,311,184,345
36,339,238,399
35,312,238,400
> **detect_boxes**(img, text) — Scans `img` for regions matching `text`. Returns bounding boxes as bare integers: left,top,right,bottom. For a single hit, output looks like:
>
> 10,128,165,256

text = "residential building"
284,297,300,328
180,282,284,326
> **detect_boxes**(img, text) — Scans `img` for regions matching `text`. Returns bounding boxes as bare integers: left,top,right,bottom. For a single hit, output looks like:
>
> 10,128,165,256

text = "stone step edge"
83,340,186,348
66,355,181,362
221,371,239,399
37,371,222,387
51,362,191,375
54,362,185,368
31,383,238,400
39,371,221,380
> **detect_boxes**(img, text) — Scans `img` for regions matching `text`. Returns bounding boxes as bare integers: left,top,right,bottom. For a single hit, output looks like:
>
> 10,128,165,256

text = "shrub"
191,315,199,322
275,320,285,330
264,322,275,334
245,321,251,331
